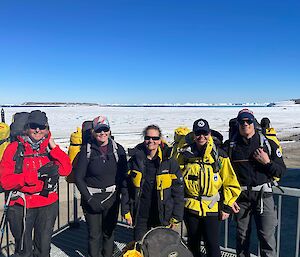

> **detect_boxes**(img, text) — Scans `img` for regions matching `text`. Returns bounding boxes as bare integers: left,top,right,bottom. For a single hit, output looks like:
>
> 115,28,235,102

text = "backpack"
10,112,30,141
66,127,82,183
170,127,191,159
8,112,30,174
139,227,193,257
264,127,282,154
0,122,10,161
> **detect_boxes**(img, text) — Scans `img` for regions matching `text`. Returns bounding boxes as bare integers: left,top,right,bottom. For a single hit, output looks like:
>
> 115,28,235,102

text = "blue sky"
0,0,299,104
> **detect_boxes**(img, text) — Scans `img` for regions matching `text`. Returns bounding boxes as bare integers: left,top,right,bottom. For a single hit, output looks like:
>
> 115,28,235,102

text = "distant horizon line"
0,98,300,107
0,99,299,108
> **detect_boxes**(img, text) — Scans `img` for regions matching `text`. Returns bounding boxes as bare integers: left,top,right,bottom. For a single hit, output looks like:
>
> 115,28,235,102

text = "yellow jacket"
178,136,241,216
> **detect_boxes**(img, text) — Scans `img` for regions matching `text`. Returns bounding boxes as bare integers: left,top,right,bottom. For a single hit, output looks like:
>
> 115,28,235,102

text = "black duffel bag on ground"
140,227,193,257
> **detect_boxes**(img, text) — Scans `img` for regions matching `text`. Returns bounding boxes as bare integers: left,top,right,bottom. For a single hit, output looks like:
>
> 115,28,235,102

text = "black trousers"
7,201,58,257
83,198,119,257
184,210,221,257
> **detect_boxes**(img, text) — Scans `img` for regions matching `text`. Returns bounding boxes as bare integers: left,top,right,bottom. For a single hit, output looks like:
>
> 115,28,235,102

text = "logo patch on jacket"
276,148,282,158
213,174,218,182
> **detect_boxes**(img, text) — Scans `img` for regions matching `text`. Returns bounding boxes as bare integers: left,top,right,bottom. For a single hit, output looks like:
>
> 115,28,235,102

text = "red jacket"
0,133,72,208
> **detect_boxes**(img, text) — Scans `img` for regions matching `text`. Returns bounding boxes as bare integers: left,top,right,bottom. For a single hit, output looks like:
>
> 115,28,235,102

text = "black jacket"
230,132,286,187
74,138,128,202
121,143,184,226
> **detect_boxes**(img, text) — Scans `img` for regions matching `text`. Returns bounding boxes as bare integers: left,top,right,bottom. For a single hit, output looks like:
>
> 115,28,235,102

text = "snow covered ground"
2,105,300,151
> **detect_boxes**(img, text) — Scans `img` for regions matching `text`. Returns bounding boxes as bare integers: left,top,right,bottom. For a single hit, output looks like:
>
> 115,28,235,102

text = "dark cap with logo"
193,118,210,133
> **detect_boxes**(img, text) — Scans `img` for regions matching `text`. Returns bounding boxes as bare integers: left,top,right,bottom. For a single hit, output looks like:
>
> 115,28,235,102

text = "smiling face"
194,130,210,148
93,127,110,145
144,128,161,152
238,119,255,138
26,123,49,142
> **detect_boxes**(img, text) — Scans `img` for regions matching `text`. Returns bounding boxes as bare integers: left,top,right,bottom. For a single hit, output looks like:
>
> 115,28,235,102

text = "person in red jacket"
0,110,72,257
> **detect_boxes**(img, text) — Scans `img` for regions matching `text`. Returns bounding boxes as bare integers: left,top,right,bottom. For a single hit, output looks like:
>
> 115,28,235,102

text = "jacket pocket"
130,170,142,188
156,174,173,201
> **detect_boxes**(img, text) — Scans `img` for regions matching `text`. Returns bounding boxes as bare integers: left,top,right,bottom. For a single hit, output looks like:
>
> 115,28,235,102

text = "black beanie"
26,110,48,126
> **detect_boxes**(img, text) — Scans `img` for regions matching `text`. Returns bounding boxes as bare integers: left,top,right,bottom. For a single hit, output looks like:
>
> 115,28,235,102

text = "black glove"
39,162,59,197
87,194,104,213
38,161,59,181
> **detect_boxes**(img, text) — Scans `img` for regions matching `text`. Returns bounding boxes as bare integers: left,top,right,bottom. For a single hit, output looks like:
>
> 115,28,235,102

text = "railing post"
73,184,78,223
6,219,9,257
276,195,282,257
224,218,228,249
295,198,300,257
67,182,70,225
57,183,60,229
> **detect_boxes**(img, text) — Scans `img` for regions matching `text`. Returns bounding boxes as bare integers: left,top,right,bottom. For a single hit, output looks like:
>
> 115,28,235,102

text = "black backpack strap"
0,138,9,146
211,144,221,173
70,143,82,146
13,141,25,174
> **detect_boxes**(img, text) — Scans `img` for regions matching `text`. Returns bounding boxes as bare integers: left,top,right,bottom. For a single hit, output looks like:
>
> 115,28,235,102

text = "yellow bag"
0,122,10,161
66,127,82,183
68,127,82,163
171,127,191,159
123,249,142,257
173,126,190,144
123,242,142,257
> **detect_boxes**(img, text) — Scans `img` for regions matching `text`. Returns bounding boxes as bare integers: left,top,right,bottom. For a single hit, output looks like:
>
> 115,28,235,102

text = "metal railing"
220,184,300,257
1,171,300,257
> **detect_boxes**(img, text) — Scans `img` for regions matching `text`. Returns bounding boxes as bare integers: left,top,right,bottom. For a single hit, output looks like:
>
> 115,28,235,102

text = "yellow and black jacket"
177,136,241,217
121,143,184,226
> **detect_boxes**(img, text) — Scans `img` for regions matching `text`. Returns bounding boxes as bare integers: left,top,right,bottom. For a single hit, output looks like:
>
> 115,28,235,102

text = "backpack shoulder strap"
86,139,120,163
228,133,238,159
13,141,25,174
258,131,271,155
111,139,119,163
211,144,221,173
86,143,91,160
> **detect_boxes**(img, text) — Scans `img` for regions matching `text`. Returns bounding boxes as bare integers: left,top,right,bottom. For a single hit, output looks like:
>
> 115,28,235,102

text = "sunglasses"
238,119,253,125
29,123,47,130
144,136,160,141
194,130,209,137
95,127,110,133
